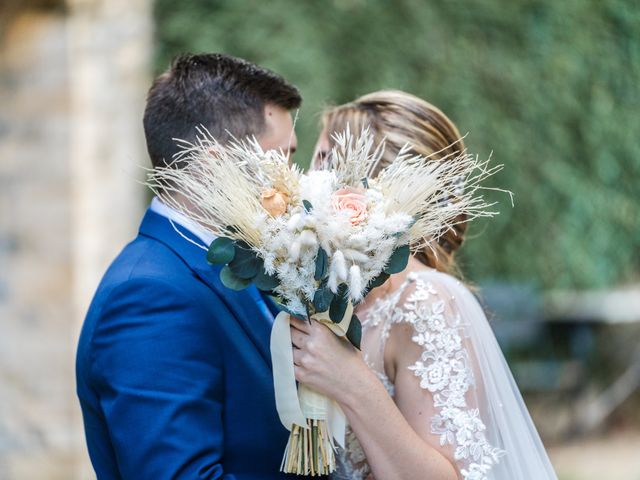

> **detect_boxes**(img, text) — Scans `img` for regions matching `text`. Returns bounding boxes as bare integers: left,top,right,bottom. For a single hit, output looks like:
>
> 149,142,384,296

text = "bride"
289,90,558,479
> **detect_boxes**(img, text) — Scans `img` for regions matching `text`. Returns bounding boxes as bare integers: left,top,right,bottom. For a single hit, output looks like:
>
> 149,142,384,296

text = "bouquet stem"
282,419,335,475
281,384,336,475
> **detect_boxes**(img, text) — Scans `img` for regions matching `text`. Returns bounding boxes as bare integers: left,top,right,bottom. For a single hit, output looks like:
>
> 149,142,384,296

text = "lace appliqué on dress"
335,274,505,480
405,276,505,480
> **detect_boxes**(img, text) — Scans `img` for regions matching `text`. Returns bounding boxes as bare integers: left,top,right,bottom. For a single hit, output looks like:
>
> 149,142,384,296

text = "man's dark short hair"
143,53,302,168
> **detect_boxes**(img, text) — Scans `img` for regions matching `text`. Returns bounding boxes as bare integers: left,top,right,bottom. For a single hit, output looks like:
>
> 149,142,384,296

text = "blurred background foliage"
154,0,639,291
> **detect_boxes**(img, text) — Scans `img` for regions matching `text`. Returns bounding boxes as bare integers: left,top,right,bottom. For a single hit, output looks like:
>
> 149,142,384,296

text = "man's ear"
259,104,296,154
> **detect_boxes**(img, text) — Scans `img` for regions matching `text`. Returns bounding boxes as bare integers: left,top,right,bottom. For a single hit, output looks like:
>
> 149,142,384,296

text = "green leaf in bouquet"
346,313,362,350
273,299,307,320
357,272,390,305
368,271,390,289
254,268,279,291
313,283,334,312
361,177,369,189
206,237,236,265
228,243,262,279
384,244,410,274
329,284,349,323
314,248,329,281
302,199,313,212
220,265,252,290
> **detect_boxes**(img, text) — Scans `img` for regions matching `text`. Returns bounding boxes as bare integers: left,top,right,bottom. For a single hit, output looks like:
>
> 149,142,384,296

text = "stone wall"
0,1,151,478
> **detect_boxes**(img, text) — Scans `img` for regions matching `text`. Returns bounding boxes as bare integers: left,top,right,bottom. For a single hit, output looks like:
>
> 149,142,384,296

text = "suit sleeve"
90,276,235,479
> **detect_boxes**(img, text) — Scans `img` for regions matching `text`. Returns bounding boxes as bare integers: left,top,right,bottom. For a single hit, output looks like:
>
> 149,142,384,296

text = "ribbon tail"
328,400,347,448
271,311,307,430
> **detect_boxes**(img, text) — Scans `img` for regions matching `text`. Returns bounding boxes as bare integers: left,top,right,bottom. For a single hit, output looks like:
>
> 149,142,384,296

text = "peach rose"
261,188,290,217
332,187,368,225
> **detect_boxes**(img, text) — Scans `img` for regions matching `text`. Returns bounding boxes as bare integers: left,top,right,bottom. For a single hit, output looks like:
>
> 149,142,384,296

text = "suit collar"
139,206,209,265
139,207,273,366
149,197,216,246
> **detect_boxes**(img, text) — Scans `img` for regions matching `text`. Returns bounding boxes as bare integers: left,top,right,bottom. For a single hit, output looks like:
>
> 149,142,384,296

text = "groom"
76,53,307,479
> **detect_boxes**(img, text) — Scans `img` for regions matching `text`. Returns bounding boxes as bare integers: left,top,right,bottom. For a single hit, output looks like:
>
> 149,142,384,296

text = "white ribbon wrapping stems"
270,303,354,449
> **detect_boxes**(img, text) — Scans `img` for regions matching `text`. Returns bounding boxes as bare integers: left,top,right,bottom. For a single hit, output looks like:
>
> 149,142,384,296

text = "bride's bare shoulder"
389,258,469,301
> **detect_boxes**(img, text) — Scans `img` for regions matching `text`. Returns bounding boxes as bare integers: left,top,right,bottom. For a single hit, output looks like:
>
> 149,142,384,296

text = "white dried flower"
299,230,318,248
287,213,303,232
349,265,363,301
343,249,370,264
331,250,348,284
328,268,339,293
289,240,301,262
303,215,317,229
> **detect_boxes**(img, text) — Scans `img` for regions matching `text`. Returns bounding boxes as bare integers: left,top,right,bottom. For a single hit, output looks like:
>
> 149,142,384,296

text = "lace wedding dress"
333,269,557,480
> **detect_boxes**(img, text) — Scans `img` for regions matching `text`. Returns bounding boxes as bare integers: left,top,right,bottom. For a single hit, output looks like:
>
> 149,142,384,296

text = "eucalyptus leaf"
207,237,235,265
220,265,252,290
303,200,313,212
314,248,329,281
368,272,390,289
346,314,362,350
254,269,279,291
228,244,262,279
278,302,308,321
329,284,349,323
313,284,334,312
384,244,410,274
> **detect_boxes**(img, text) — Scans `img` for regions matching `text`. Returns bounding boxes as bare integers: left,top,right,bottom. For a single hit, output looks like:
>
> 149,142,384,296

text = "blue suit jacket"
77,208,308,479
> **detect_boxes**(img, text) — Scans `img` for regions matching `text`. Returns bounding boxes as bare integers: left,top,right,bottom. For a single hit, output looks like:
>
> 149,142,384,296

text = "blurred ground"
549,429,640,480
4,429,640,480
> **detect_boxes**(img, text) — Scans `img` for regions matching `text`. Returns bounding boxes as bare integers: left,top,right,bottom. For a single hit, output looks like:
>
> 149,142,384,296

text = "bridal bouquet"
147,127,501,475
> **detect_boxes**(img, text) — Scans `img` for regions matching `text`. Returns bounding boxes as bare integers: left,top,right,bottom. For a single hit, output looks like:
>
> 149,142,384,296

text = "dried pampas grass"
375,140,512,251
145,127,299,247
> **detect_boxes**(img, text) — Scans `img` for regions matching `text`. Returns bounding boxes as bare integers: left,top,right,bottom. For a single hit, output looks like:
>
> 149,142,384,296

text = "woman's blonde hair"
321,90,467,275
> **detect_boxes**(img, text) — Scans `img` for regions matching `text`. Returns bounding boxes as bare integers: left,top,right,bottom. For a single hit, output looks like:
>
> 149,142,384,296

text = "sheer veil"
432,270,558,479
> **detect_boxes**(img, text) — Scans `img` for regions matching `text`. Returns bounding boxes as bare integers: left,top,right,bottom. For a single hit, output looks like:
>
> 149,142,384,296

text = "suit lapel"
192,265,272,366
138,208,273,367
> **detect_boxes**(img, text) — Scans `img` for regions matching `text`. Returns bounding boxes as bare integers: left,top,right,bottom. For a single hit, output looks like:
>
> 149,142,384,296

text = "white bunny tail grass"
376,143,512,252
145,127,296,248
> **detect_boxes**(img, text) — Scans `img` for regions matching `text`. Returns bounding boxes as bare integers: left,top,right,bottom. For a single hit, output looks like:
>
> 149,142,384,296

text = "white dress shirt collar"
150,197,216,247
